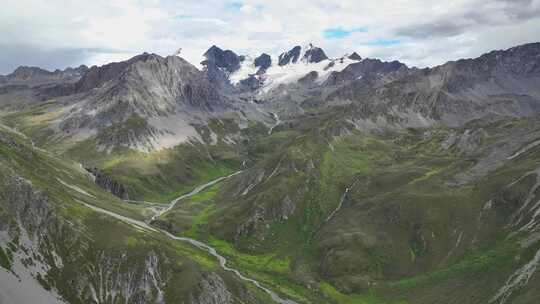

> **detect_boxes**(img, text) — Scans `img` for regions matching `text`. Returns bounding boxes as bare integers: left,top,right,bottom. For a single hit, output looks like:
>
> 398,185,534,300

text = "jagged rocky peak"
202,45,242,73
9,66,53,78
278,45,302,66
302,43,329,63
74,52,218,112
73,54,145,93
322,57,409,86
71,52,186,94
254,53,272,70
348,52,362,61
59,64,89,76
7,64,89,80
278,43,329,66
1,64,89,88
38,51,226,153
450,41,540,76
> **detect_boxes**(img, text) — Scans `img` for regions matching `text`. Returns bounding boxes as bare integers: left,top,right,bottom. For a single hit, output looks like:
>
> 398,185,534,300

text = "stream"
325,180,359,223
268,112,281,135
150,171,242,222
325,187,350,222
78,173,297,304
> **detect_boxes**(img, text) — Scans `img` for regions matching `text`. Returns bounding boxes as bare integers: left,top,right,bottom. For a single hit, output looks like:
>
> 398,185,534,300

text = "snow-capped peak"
228,44,362,92
299,43,329,64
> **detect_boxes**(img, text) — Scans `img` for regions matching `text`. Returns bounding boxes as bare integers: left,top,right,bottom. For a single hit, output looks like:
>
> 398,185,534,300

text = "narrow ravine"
77,173,297,304
325,187,350,222
268,112,281,135
507,139,540,160
325,179,359,223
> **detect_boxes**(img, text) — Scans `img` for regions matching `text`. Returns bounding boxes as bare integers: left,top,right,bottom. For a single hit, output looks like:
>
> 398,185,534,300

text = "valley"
1,41,540,304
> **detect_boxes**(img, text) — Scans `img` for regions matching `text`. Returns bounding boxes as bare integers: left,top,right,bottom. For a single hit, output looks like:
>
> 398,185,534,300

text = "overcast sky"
1,0,539,74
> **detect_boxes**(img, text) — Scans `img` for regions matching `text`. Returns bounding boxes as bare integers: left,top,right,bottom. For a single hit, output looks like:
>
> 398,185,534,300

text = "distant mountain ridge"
201,43,366,92
0,64,88,88
0,42,539,153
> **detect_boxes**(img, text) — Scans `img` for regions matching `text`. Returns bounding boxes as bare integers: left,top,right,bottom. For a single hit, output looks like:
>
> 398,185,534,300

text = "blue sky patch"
174,14,193,20
367,39,401,46
227,1,243,11
323,27,367,39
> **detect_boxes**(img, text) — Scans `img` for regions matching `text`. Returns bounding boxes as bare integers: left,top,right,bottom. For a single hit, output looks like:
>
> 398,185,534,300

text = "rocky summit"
1,41,540,304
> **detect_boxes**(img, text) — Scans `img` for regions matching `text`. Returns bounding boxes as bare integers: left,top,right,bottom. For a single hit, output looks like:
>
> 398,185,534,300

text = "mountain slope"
334,43,540,129
157,113,540,304
0,124,277,304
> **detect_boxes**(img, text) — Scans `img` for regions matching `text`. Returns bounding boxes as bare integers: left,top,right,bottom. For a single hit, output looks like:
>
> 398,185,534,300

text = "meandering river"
79,173,297,304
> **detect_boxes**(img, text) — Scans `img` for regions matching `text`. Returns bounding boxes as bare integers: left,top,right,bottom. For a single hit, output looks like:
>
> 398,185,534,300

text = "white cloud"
0,0,539,73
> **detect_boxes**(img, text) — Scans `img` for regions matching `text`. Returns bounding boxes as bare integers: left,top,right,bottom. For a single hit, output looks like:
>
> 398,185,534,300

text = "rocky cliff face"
276,44,328,65
323,58,409,86
323,43,540,129
302,45,328,63
202,46,242,74
201,46,243,91
86,167,129,200
35,52,240,152
0,174,167,303
348,52,362,61
254,53,272,71
190,273,233,304
278,46,302,66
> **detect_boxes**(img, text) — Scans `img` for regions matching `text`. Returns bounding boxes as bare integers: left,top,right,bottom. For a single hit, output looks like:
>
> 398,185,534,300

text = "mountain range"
1,42,540,304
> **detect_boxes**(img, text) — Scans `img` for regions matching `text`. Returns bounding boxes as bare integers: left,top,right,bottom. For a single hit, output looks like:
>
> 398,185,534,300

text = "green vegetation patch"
65,137,238,203
387,239,518,289
320,282,408,304
209,237,291,274
0,246,11,270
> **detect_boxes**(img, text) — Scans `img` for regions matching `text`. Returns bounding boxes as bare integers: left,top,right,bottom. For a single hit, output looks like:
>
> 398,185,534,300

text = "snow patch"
260,56,357,92
229,51,358,93
229,55,259,84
